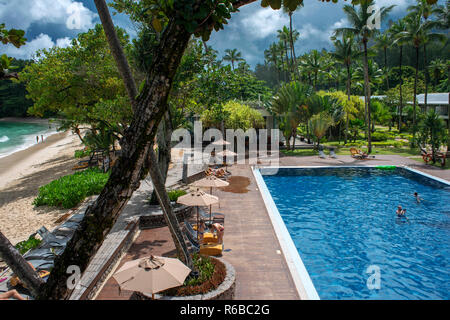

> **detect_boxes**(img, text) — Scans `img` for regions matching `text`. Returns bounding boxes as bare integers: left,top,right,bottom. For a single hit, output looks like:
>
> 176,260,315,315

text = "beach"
0,124,82,245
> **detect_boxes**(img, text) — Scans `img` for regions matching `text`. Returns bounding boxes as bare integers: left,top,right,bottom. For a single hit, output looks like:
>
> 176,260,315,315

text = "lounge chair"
184,220,217,244
318,149,327,159
329,149,338,159
37,226,70,248
350,147,369,160
183,227,222,257
198,208,225,225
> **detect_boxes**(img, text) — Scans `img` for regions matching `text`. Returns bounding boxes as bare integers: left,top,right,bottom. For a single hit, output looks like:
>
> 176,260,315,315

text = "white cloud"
3,33,72,59
0,0,97,31
240,8,288,39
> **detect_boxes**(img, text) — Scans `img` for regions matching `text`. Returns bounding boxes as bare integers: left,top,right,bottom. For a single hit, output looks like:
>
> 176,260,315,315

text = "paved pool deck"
95,152,449,300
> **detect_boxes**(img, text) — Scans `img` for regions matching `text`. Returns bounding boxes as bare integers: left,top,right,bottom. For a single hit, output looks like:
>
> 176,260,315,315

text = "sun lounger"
198,208,225,224
37,226,70,248
329,149,338,159
350,147,369,160
183,228,222,257
318,149,327,159
23,247,62,260
184,221,217,243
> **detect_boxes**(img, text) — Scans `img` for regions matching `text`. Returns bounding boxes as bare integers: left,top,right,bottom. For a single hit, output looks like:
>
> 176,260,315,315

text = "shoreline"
0,130,83,245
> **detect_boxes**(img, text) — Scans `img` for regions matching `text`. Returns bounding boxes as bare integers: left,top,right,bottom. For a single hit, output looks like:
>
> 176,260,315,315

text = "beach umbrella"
113,255,191,299
177,189,219,240
216,149,237,172
212,138,230,145
190,176,229,220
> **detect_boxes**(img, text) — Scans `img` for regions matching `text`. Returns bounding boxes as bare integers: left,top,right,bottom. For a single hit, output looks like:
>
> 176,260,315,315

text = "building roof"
416,93,449,105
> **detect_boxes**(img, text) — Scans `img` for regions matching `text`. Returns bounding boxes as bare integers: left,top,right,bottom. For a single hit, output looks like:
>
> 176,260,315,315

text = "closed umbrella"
177,189,219,240
113,255,191,299
191,176,229,220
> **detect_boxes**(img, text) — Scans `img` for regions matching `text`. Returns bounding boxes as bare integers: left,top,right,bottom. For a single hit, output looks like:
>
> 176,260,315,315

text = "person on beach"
36,136,39,144
41,135,44,143
0,289,26,300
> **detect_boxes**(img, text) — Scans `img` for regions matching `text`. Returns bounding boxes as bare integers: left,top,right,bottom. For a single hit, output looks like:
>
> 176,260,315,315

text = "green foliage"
168,189,187,202
417,110,448,161
33,168,110,209
15,236,41,255
74,148,91,159
0,59,34,117
20,24,132,150
371,131,390,141
184,253,215,287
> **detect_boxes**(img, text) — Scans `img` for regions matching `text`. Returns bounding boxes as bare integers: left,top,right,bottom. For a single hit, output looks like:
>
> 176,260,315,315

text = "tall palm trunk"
398,45,403,132
424,43,429,109
289,12,299,80
363,40,372,153
384,47,389,90
345,63,351,144
39,16,193,300
413,45,420,143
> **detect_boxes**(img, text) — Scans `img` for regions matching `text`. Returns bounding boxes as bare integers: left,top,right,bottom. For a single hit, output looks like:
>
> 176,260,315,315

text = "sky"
0,0,446,68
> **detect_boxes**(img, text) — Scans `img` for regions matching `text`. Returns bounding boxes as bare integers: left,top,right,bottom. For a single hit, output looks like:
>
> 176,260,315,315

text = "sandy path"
0,131,83,245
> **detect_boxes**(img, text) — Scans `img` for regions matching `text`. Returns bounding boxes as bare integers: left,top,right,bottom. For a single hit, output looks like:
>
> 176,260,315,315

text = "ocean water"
0,121,55,158
263,168,450,300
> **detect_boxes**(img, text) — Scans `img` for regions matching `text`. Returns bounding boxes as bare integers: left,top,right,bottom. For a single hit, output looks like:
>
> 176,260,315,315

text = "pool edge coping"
252,164,449,301
252,166,320,300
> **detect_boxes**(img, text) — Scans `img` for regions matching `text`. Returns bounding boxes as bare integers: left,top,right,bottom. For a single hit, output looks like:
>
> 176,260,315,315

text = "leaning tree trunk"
0,231,44,297
38,19,192,300
384,47,389,90
289,12,299,80
363,41,372,154
150,111,173,204
345,63,351,145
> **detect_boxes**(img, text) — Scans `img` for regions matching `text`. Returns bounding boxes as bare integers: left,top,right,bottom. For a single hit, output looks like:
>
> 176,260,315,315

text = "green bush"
184,254,215,287
371,131,390,141
33,168,109,209
168,189,187,202
74,148,91,158
15,236,42,255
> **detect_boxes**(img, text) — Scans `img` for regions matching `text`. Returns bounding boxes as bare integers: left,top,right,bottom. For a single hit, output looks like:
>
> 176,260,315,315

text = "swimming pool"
257,166,450,300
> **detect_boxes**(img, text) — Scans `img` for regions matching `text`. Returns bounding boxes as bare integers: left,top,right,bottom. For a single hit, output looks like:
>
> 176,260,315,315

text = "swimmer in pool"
414,192,422,203
396,205,406,216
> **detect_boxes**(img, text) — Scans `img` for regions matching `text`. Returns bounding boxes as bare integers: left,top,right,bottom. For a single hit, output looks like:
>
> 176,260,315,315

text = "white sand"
0,130,83,245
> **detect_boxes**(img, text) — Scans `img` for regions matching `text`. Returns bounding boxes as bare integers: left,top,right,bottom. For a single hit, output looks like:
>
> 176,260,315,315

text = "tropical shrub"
33,168,110,209
371,131,390,141
15,236,42,255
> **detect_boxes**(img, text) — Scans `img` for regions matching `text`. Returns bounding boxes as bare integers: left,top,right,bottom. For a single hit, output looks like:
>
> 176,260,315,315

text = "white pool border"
252,165,449,301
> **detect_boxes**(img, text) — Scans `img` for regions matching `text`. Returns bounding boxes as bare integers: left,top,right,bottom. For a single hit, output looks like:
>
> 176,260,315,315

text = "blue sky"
0,0,445,68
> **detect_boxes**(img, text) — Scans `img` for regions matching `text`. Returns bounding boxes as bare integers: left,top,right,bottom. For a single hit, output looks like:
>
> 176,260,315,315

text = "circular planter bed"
131,257,235,300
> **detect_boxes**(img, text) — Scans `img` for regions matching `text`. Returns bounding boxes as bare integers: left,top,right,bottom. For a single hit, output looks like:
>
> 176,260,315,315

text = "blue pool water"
262,167,450,300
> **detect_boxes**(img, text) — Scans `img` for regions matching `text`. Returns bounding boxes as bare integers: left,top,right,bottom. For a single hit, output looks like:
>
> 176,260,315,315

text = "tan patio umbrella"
191,176,229,220
216,149,237,173
113,255,191,300
177,189,219,240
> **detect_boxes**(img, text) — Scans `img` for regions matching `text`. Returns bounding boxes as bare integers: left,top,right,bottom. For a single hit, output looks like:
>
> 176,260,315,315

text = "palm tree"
390,19,407,131
270,81,313,149
223,48,244,70
331,32,363,143
309,112,334,149
300,50,322,91
375,33,392,90
428,58,446,88
282,1,304,80
396,13,446,143
432,0,450,33
277,27,292,79
265,42,282,83
335,0,395,153
408,0,440,109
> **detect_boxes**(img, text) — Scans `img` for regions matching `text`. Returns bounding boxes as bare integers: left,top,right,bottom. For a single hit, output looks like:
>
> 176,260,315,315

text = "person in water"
396,205,406,216
414,192,422,203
